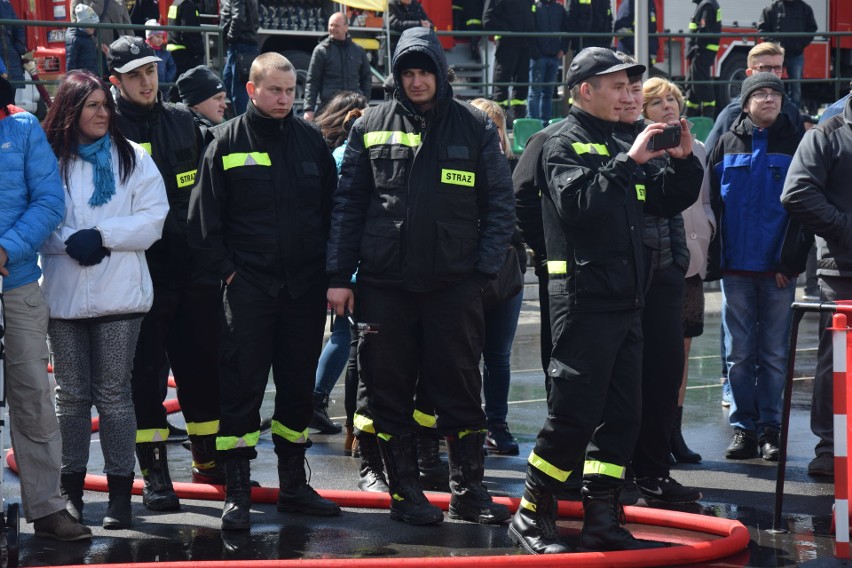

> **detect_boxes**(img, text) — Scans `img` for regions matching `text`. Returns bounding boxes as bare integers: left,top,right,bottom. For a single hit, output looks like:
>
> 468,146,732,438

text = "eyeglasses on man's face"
750,90,783,102
752,64,784,75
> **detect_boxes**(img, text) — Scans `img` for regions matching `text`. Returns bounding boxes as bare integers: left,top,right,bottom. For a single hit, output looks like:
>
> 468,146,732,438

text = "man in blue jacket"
0,76,92,541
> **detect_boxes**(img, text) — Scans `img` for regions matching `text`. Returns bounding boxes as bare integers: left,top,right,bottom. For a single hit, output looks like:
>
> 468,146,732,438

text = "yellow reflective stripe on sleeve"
458,428,486,439
571,142,610,156
547,260,567,275
441,169,475,187
222,152,272,170
583,459,626,480
363,130,422,148
465,18,481,25
452,4,463,9
186,420,219,436
140,142,152,154
578,0,590,4
413,409,437,428
378,432,392,441
716,8,722,21
651,13,656,22
706,44,719,52
528,450,571,482
136,428,170,443
270,420,309,444
216,431,261,451
688,22,698,30
520,497,536,512
168,4,177,17
166,44,187,51
353,413,376,434
531,4,535,12
177,169,197,188
635,184,646,202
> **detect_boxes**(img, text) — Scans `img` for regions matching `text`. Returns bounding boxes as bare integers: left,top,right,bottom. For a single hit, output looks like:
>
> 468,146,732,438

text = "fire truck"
615,0,852,111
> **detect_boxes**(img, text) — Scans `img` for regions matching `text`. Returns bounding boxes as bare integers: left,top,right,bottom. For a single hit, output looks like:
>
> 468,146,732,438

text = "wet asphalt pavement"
7,281,848,567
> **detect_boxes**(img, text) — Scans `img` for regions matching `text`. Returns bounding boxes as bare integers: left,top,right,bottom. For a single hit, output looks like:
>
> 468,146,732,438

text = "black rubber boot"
508,468,569,554
103,474,134,530
136,442,180,511
357,432,389,492
416,432,449,492
309,392,343,434
378,433,444,525
447,431,510,524
579,481,663,551
190,434,226,484
61,471,86,521
670,406,702,464
277,449,341,516
221,457,252,531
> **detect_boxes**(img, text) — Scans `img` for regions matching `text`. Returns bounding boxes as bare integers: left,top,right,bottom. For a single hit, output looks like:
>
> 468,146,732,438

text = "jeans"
721,273,796,433
528,56,559,123
482,289,523,424
785,53,804,108
314,314,350,397
223,42,259,116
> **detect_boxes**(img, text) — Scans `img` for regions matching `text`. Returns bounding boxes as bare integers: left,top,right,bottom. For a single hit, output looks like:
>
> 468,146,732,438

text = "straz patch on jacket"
441,169,475,187
635,184,646,202
177,169,197,188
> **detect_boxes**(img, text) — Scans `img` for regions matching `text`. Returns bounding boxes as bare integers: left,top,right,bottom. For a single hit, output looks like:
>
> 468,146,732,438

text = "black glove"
65,229,105,265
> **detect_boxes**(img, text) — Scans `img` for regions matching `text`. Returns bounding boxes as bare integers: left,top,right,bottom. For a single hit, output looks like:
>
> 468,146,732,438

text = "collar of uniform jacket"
245,98,293,135
116,91,164,123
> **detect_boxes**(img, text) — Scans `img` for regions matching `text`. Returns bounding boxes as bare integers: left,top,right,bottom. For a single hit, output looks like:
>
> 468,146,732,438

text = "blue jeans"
721,273,795,433
223,43,259,116
482,289,523,424
785,53,804,108
527,56,559,123
314,314,350,397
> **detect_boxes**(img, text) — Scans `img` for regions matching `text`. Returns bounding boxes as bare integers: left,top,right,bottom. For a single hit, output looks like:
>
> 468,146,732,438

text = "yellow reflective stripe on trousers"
635,184,646,202
177,169,196,188
520,497,536,512
547,260,567,275
186,420,219,436
578,0,590,4
706,44,719,52
528,450,571,482
271,420,309,444
571,142,609,156
688,22,698,30
413,409,437,428
222,152,272,170
136,428,170,443
216,431,261,451
583,459,626,480
353,413,376,434
458,428,486,439
441,169,475,187
363,131,421,148
140,142,152,155
509,98,526,106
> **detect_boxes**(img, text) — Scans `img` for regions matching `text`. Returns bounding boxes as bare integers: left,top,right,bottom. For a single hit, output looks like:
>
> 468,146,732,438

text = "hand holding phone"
646,124,682,152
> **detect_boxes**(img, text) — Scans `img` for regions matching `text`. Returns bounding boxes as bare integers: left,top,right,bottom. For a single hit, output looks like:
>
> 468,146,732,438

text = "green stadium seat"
687,116,714,143
511,118,544,154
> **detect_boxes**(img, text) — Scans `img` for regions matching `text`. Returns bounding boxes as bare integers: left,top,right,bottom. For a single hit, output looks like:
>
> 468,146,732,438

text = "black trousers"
358,279,486,436
493,41,530,116
631,264,685,478
218,276,326,459
685,49,716,106
532,293,643,484
131,283,221,436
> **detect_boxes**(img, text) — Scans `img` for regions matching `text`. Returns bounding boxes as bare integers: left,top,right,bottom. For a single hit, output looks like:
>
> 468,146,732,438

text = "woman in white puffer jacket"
40,69,168,531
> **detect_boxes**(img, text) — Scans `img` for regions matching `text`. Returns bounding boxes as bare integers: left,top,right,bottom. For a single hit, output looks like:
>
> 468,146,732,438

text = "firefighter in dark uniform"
506,47,703,554
565,0,613,52
166,0,204,78
327,27,515,527
107,35,222,513
188,52,340,531
483,0,535,120
685,0,721,117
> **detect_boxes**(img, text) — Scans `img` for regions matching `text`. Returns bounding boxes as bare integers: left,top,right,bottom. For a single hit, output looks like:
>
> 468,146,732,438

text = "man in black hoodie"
327,27,515,528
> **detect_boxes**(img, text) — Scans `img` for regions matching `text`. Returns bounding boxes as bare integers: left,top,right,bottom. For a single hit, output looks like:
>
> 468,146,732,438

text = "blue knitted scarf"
78,135,115,207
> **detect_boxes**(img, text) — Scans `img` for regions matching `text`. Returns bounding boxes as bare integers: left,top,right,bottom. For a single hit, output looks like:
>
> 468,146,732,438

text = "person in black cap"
327,26,515,528
107,35,224,513
177,65,228,133
507,46,703,554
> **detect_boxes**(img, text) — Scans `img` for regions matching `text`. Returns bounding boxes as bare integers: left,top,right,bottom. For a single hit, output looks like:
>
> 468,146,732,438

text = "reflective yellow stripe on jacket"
363,130,422,148
571,142,609,156
222,152,272,170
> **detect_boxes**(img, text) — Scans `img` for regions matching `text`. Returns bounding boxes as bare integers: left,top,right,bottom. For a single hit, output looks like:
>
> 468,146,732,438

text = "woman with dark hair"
40,69,169,530
314,90,369,150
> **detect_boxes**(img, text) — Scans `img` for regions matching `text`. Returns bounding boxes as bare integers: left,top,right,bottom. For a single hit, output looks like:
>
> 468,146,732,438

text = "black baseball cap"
108,35,161,74
566,47,646,89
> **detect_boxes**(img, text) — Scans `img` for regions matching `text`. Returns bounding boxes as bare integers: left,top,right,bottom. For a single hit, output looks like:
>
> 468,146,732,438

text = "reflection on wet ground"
13,293,844,567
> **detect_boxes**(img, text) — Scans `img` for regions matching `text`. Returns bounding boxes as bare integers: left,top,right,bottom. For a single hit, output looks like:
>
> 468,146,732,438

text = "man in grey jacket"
781,95,852,479
303,12,371,121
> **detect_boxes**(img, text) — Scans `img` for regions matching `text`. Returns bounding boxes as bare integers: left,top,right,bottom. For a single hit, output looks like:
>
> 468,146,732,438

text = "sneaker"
808,453,834,477
635,476,702,503
33,509,93,541
759,429,781,461
485,423,520,455
721,378,732,407
725,428,758,459
619,480,647,506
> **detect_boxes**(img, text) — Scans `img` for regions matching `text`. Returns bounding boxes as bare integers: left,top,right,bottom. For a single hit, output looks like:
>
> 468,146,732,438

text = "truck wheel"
282,50,310,116
717,51,748,108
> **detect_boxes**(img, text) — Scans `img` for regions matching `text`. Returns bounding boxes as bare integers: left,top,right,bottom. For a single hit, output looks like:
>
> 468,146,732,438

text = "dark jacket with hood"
708,110,804,277
220,0,259,46
189,98,337,298
304,34,372,113
782,97,852,278
758,0,818,58
326,26,515,292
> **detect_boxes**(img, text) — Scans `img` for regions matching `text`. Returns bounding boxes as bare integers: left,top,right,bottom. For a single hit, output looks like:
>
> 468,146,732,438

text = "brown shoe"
34,509,92,541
